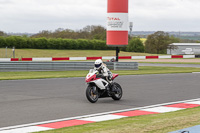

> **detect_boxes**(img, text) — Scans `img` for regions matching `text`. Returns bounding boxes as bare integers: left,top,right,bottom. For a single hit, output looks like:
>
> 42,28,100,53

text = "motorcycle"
85,69,123,103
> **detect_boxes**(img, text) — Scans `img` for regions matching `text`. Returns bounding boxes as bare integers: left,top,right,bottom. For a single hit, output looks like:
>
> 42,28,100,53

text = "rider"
94,59,113,91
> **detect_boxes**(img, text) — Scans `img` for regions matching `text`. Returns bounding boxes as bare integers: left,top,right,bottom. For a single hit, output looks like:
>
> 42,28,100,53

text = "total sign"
107,0,129,46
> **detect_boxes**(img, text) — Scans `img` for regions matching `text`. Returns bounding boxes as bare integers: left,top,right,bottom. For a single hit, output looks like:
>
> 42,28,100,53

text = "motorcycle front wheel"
111,82,123,100
86,85,99,103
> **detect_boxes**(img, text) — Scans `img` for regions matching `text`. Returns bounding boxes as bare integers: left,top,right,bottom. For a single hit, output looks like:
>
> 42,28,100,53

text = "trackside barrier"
0,55,196,62
158,55,172,59
0,58,19,61
183,55,195,58
114,62,138,70
19,55,196,61
0,62,138,71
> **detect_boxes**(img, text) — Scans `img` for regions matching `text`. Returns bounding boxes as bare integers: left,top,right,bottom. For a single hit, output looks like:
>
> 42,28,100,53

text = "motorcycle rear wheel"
86,85,99,103
111,82,123,100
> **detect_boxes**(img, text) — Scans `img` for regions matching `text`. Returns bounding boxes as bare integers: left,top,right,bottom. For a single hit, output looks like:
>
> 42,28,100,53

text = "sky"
0,0,200,33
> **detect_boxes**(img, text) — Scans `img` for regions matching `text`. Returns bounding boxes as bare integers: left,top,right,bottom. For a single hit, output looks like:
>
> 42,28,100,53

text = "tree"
170,35,180,43
166,35,179,54
0,36,6,48
145,31,175,54
90,25,106,40
0,31,6,36
31,25,106,40
126,37,144,52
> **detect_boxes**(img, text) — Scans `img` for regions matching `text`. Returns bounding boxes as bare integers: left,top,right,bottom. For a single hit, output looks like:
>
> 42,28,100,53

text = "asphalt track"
0,73,200,128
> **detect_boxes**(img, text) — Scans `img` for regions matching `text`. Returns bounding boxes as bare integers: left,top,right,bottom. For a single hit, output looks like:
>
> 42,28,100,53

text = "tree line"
0,31,185,54
0,36,112,50
31,25,106,40
1,26,200,54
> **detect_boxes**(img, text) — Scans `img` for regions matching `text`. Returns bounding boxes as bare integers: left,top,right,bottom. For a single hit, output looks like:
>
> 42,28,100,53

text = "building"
167,43,200,55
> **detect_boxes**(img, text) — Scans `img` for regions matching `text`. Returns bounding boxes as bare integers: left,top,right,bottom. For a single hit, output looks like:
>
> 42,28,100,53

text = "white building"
167,43,200,55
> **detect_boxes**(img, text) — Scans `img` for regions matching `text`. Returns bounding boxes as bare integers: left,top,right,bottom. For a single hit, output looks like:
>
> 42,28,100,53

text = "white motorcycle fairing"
89,78,109,90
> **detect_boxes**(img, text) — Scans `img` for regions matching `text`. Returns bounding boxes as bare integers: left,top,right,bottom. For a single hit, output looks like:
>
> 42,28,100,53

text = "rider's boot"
105,85,111,96
109,82,114,92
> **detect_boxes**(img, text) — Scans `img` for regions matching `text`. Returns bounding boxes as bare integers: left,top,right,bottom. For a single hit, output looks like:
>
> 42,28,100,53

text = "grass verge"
137,61,200,65
0,49,159,58
1,66,200,80
36,106,200,133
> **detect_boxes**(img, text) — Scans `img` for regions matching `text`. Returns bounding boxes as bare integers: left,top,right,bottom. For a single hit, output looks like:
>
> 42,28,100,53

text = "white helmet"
94,59,103,70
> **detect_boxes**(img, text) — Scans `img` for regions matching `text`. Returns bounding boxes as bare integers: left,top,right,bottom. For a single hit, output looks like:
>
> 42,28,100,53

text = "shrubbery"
126,37,144,52
0,36,114,50
0,36,147,53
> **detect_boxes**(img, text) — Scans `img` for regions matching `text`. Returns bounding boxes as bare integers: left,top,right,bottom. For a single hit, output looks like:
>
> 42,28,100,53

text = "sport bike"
85,69,123,103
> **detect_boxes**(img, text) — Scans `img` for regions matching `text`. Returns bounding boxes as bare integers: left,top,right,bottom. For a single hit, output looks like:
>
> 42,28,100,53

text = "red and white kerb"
107,0,129,46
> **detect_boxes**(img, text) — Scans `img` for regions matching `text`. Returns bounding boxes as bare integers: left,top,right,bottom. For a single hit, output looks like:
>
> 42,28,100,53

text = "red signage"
107,0,129,47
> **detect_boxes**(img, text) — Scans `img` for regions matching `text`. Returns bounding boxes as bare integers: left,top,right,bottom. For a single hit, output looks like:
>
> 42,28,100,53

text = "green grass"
138,61,200,65
1,66,200,80
36,106,200,133
0,49,158,58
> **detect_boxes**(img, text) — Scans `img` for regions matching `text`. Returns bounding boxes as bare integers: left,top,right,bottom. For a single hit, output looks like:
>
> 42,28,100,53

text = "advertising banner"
107,0,129,47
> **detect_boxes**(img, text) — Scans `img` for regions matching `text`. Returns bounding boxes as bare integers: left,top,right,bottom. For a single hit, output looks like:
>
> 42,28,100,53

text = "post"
116,47,120,62
12,47,15,58
6,47,7,58
129,22,133,37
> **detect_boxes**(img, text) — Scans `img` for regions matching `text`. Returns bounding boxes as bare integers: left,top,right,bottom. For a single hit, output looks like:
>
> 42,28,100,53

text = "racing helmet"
94,59,103,70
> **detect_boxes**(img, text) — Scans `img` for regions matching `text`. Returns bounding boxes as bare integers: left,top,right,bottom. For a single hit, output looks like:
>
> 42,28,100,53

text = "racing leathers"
95,63,113,83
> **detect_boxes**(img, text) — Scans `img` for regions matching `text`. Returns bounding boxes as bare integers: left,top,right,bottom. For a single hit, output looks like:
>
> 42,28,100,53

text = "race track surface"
0,73,200,128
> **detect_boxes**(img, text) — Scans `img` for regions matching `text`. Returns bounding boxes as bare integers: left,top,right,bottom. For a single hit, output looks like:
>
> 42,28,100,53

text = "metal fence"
0,62,138,71
0,47,14,58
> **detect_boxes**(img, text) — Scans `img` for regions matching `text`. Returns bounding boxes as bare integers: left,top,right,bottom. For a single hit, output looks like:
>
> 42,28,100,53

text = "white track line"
141,106,183,113
1,98,200,131
0,126,52,133
187,100,200,105
192,72,200,74
79,114,127,122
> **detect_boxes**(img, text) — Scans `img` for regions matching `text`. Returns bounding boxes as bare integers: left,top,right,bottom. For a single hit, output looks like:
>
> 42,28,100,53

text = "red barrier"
172,55,183,58
52,57,69,61
21,58,32,61
146,56,159,59
86,57,102,60
118,56,131,59
11,58,19,61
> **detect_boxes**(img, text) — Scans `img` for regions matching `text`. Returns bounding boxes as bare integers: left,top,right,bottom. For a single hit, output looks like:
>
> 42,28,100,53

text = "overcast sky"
0,0,200,33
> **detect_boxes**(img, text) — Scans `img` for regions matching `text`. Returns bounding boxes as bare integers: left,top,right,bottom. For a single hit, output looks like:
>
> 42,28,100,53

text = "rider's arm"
102,65,109,77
